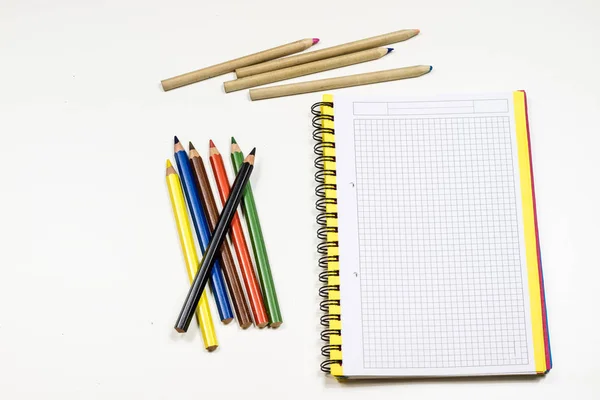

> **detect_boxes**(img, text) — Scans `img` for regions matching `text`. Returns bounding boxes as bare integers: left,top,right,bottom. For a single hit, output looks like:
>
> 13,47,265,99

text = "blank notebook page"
334,93,536,377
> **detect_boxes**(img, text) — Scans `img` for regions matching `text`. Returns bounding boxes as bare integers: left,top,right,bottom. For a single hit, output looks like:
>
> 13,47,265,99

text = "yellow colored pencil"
166,160,218,351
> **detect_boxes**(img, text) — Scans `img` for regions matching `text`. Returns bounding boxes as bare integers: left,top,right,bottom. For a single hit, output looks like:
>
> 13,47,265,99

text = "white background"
1,0,599,398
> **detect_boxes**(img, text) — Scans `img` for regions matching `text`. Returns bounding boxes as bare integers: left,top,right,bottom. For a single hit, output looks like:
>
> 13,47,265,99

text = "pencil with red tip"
209,140,269,328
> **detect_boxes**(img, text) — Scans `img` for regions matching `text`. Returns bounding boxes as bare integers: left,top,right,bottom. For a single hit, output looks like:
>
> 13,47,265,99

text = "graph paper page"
334,93,537,377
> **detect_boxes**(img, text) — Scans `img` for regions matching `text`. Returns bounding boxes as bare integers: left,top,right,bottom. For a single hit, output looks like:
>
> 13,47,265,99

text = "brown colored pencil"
161,38,319,91
188,142,253,329
235,29,419,78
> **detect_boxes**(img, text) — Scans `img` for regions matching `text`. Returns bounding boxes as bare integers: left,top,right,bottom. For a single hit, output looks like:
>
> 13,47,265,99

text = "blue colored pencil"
174,136,234,323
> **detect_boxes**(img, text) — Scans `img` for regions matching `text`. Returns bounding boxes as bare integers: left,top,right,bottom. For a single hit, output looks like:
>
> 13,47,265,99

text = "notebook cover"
516,90,552,372
316,91,551,377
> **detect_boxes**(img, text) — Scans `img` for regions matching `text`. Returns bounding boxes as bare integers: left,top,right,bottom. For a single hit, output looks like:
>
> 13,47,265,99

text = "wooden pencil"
209,141,269,328
231,138,282,327
224,47,392,93
175,150,256,333
161,38,319,91
235,29,419,78
189,142,253,329
174,137,233,324
249,65,433,101
165,160,218,350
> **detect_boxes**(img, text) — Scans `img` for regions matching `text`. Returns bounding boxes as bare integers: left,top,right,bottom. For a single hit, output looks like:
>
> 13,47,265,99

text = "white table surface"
1,0,599,398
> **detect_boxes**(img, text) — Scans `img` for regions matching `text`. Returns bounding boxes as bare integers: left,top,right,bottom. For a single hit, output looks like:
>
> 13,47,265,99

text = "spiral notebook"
313,91,551,379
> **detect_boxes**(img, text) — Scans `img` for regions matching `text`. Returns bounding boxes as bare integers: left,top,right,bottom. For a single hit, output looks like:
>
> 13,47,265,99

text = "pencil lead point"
387,48,394,54
429,65,433,72
312,38,320,45
249,147,256,156
189,141,195,151
174,136,179,144
231,137,237,144
209,139,215,148
166,159,172,168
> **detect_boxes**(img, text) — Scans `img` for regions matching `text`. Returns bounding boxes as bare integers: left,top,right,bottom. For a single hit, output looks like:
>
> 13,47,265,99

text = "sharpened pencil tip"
231,138,241,153
387,48,394,54
429,65,433,72
209,139,215,148
166,159,176,176
415,29,420,34
312,38,319,45
244,148,256,165
174,136,179,144
189,141,195,151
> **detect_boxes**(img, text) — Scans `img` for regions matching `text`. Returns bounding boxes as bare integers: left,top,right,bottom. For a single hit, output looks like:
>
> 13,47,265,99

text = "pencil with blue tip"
224,47,393,93
165,160,218,351
174,136,234,324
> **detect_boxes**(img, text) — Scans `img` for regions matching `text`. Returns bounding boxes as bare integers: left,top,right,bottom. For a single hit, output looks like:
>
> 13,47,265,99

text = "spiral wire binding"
313,101,342,374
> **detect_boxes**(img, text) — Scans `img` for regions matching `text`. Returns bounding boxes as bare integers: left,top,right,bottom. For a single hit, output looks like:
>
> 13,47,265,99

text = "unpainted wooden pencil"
249,65,432,101
161,38,319,91
235,29,419,78
224,47,392,93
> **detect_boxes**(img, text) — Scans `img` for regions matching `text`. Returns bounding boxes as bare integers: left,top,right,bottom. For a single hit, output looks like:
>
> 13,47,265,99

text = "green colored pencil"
231,137,282,327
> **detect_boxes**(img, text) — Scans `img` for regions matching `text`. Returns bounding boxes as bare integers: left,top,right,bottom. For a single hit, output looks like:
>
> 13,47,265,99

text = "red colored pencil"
209,140,269,328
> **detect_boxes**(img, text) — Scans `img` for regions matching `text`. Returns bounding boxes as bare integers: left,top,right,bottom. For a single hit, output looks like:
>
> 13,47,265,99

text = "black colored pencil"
175,148,257,333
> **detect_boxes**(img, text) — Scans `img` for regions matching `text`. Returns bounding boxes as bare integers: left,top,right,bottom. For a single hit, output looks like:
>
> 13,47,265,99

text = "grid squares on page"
354,117,529,369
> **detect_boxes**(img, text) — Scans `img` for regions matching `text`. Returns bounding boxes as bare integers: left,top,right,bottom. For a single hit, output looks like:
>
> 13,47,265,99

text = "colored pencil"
224,47,393,93
161,38,320,91
249,65,433,101
209,141,269,328
174,137,234,324
175,150,257,333
235,29,419,78
231,138,282,327
165,160,218,350
189,142,253,329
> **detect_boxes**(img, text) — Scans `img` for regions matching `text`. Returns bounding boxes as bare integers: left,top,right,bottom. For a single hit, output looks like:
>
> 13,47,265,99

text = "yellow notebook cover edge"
321,94,344,378
514,90,551,373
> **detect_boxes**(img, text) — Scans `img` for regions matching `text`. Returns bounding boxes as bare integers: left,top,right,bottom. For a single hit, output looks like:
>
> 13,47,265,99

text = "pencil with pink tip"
161,38,320,91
